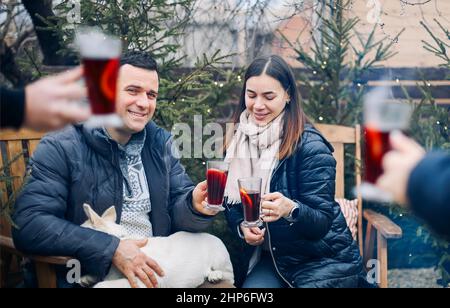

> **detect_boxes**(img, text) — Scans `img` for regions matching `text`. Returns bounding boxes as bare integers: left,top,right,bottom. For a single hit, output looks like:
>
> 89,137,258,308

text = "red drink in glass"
240,189,261,224
363,126,391,183
207,168,228,206
238,177,262,228
83,58,120,115
205,161,229,211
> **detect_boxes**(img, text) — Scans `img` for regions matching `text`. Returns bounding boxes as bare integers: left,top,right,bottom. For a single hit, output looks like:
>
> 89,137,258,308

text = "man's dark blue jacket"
12,122,213,285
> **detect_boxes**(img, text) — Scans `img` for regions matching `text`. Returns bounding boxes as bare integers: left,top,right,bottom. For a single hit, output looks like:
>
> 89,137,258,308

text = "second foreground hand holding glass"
359,86,413,202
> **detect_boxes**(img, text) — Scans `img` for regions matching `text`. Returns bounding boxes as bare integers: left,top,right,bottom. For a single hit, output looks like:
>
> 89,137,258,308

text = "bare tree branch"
0,1,16,42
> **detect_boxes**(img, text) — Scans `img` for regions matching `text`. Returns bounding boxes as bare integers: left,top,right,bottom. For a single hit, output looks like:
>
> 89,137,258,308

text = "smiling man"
12,51,218,288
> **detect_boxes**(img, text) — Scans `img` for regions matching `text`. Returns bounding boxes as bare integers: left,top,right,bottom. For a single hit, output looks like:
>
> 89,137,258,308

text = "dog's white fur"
80,204,234,288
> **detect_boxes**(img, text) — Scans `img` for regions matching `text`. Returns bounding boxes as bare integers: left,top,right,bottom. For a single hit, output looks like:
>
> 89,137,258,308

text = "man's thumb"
134,238,148,247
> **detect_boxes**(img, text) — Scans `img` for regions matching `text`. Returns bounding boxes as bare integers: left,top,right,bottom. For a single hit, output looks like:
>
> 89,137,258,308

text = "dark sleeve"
0,87,26,129
289,138,336,240
407,152,450,238
225,202,245,240
12,136,120,279
166,137,214,232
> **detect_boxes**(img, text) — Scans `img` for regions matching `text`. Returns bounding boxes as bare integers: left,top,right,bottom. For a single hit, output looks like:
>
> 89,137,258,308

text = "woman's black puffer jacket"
226,124,364,288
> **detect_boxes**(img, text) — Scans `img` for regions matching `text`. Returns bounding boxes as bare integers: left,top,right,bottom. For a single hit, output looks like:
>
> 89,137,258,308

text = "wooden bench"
0,129,72,288
0,125,402,288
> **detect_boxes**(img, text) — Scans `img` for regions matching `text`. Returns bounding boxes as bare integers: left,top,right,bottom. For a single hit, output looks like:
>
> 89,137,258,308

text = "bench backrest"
0,130,45,237
315,123,363,253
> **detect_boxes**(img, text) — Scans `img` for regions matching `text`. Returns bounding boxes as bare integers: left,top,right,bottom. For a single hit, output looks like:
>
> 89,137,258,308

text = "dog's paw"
207,270,224,283
80,275,98,287
94,279,131,288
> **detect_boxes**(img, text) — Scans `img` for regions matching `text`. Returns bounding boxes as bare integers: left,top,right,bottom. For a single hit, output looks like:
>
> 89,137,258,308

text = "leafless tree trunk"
0,0,33,85
21,0,75,65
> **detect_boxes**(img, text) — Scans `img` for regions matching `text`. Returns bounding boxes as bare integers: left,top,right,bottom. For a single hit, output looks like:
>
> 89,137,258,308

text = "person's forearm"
171,189,213,232
407,152,450,237
0,87,26,128
12,212,120,278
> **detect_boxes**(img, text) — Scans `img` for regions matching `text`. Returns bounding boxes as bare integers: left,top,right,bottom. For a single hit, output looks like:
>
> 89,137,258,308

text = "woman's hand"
240,225,266,246
261,192,295,223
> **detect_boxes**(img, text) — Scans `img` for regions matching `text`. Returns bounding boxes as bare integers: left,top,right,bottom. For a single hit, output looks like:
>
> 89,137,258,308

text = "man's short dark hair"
120,51,158,73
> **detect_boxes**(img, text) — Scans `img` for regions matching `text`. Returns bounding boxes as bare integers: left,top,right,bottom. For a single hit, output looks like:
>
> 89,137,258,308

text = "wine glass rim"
207,160,229,166
238,177,262,182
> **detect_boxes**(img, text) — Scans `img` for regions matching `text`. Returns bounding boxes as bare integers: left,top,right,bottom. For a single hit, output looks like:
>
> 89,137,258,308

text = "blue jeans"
242,254,288,288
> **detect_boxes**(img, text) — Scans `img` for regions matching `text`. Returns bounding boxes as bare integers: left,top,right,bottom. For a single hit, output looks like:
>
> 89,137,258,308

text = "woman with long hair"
224,55,364,288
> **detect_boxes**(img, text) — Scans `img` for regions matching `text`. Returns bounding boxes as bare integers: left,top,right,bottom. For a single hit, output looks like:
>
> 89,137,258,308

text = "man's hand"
24,66,91,131
376,132,426,206
112,239,165,288
192,181,220,216
240,225,266,246
261,192,296,223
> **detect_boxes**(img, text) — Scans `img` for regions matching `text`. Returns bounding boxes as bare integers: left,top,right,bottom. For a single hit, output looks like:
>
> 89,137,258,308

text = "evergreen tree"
409,19,449,151
46,1,242,181
412,18,449,288
285,0,400,125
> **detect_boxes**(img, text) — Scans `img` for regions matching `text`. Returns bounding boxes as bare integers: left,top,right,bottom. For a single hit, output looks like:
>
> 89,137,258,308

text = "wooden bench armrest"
363,209,402,239
0,235,71,265
29,255,71,265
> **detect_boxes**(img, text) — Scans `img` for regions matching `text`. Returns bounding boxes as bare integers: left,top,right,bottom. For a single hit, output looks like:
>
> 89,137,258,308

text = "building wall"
273,0,450,68
351,0,450,68
272,14,314,68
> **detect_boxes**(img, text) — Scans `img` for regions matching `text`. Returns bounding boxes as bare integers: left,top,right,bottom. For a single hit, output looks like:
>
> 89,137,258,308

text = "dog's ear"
102,206,117,223
83,203,103,227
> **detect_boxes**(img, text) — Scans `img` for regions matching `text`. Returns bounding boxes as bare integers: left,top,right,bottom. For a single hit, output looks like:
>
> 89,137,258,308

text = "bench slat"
0,130,44,141
6,141,26,192
331,142,345,198
28,140,41,157
315,124,356,143
363,209,403,239
0,235,71,266
0,144,7,206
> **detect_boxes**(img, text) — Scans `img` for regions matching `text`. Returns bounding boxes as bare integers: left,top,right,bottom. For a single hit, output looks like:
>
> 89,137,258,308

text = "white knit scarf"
224,110,284,203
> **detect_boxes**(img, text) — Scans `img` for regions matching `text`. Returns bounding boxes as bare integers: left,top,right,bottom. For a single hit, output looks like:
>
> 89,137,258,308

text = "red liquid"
364,126,391,183
83,58,120,115
207,169,228,205
240,189,261,223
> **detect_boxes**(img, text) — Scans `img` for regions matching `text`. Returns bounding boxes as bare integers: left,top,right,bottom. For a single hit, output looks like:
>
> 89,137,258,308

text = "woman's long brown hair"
226,55,309,159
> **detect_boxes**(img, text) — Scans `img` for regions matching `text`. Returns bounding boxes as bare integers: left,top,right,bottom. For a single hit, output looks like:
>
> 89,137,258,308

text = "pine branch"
420,20,449,67
167,50,232,103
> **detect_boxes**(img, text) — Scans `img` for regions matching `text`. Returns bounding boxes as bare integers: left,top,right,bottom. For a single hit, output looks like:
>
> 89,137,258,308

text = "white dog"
80,204,234,288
